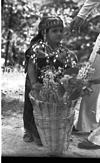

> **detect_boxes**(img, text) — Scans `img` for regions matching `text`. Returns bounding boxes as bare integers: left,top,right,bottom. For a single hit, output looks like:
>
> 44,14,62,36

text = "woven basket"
29,91,75,156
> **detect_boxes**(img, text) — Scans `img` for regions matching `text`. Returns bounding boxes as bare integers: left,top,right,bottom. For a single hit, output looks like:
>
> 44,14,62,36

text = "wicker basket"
29,91,75,156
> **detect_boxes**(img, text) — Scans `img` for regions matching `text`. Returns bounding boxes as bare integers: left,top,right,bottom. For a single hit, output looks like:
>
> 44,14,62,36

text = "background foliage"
1,0,100,69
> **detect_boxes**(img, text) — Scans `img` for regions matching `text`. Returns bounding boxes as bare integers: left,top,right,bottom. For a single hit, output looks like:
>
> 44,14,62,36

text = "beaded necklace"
31,40,77,69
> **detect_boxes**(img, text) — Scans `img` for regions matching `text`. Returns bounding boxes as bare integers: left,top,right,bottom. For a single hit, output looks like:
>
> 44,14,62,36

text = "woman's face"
46,26,64,47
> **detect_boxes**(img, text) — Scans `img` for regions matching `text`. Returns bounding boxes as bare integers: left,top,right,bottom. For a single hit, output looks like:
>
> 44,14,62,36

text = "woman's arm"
27,58,37,88
89,78,100,85
77,0,99,19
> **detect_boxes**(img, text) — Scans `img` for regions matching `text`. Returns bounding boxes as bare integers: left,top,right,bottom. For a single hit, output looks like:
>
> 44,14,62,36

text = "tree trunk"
5,30,12,67
4,4,13,67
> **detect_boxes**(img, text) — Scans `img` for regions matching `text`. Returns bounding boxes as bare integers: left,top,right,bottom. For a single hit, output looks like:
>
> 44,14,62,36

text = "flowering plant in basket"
32,61,95,107
29,61,95,155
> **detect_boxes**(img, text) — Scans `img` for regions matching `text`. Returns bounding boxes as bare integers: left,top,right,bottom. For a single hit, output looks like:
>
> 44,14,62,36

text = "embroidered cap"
39,16,64,31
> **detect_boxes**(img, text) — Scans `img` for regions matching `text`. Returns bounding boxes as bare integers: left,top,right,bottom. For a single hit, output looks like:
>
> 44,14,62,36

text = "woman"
70,0,100,133
76,37,100,132
23,15,78,146
78,87,100,149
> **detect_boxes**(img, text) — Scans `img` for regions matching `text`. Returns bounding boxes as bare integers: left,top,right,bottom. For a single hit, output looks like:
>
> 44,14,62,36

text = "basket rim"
34,110,75,120
29,92,75,106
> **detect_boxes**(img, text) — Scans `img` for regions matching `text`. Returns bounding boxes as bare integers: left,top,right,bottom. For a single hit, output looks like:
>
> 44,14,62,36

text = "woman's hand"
82,87,93,96
70,16,84,32
90,23,100,33
81,80,93,96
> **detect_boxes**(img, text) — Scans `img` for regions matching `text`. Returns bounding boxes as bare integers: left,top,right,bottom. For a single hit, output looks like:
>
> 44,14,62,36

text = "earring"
43,29,47,43
42,29,48,56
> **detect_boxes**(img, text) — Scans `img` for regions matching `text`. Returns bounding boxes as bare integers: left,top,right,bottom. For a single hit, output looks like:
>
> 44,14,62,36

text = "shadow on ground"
1,93,24,117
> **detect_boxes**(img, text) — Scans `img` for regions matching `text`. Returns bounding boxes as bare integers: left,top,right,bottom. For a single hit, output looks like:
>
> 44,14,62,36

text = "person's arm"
27,57,42,91
70,0,100,31
89,77,100,85
24,47,33,73
27,58,37,88
77,0,99,20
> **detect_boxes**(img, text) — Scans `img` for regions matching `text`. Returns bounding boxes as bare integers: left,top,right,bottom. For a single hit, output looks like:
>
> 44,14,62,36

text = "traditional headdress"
38,16,64,32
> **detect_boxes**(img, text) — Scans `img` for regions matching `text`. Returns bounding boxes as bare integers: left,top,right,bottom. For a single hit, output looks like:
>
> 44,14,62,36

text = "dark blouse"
26,41,78,83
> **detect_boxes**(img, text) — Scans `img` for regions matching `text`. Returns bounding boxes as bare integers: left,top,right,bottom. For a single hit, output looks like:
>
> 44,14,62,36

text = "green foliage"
1,0,100,68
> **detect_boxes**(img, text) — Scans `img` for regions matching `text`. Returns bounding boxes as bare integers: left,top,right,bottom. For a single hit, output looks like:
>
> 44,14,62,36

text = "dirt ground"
1,71,100,158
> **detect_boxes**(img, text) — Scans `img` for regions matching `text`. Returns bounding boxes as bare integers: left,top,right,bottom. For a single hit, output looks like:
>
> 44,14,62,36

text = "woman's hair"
30,16,64,46
30,32,43,46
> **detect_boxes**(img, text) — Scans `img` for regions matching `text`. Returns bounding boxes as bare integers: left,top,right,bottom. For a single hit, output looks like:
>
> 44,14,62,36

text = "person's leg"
78,139,100,149
78,126,100,149
88,126,100,146
23,76,42,145
23,84,34,132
